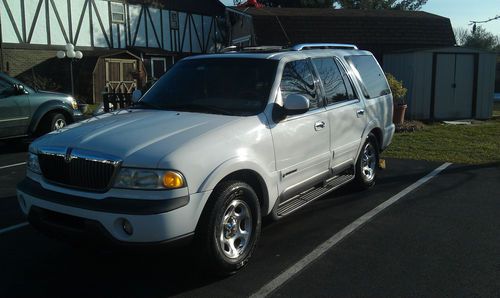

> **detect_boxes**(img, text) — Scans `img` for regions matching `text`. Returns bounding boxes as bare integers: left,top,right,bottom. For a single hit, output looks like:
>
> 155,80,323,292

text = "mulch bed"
395,120,425,133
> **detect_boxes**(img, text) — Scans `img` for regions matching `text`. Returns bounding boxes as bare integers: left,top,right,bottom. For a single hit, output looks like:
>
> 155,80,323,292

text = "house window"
111,2,125,23
150,57,175,81
170,11,179,30
151,58,167,81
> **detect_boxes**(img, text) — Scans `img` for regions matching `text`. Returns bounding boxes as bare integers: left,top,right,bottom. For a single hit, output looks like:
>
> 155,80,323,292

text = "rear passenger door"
312,57,366,174
271,59,330,200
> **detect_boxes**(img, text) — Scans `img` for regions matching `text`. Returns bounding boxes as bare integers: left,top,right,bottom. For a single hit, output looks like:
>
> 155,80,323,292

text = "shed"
74,50,147,104
383,47,496,120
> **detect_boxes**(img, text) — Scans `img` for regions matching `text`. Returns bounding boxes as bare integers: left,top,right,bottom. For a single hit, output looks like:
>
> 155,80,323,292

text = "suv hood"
33,109,238,167
36,90,72,99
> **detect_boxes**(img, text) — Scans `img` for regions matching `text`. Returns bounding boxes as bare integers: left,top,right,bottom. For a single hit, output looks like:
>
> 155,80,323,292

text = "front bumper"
72,109,86,122
17,178,212,244
27,206,194,248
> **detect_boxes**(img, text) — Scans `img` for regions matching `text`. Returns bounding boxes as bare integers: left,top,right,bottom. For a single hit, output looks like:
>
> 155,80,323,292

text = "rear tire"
353,133,379,190
196,181,261,276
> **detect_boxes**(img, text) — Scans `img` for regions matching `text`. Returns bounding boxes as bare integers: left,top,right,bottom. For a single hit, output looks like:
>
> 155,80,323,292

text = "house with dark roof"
0,0,225,103
226,7,456,62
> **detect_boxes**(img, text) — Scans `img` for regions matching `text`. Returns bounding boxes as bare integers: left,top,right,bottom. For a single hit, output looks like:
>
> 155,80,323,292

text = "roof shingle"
233,7,456,59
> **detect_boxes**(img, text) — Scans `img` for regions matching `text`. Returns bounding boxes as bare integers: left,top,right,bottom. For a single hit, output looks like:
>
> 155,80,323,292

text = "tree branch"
469,15,500,25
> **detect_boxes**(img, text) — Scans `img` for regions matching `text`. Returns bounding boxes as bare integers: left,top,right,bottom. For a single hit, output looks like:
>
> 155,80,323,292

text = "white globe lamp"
56,51,66,59
75,51,83,60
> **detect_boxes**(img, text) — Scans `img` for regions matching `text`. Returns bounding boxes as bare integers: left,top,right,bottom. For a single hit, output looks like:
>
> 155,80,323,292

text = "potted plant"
386,73,408,124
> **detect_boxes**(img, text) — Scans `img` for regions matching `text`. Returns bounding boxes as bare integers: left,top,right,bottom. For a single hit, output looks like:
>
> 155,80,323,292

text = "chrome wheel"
54,119,66,130
361,142,376,182
218,199,253,259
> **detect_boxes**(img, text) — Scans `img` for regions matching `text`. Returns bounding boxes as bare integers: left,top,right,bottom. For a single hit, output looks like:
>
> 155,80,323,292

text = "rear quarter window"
346,55,390,99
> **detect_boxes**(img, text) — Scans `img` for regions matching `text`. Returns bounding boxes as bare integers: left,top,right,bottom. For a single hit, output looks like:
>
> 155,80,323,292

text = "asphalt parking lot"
0,140,499,297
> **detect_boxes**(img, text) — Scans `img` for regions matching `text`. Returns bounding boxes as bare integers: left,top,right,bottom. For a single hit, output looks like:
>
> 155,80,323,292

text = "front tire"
49,113,67,131
196,181,261,276
37,112,67,136
353,133,379,189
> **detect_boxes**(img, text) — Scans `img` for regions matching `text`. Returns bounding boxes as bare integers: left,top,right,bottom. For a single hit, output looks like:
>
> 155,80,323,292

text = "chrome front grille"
38,147,121,192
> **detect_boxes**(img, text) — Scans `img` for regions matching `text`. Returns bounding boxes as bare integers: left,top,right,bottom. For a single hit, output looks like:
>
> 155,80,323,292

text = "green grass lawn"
382,118,500,165
493,102,500,118
83,104,100,115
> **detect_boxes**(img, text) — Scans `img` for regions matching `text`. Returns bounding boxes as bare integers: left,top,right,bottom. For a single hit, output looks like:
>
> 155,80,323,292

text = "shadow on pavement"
3,237,229,297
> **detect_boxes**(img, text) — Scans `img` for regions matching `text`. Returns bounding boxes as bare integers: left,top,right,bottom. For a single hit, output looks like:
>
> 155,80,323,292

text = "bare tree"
258,0,427,9
454,26,500,51
334,0,427,10
453,27,469,45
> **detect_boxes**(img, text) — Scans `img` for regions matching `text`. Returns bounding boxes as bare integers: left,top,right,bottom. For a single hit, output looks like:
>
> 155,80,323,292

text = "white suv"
17,43,395,275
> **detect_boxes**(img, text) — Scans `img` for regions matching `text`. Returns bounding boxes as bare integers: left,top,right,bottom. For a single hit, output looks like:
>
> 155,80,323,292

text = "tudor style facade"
0,0,225,103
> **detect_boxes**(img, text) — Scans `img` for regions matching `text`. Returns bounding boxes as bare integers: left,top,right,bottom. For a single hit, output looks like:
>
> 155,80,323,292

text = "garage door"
433,54,476,119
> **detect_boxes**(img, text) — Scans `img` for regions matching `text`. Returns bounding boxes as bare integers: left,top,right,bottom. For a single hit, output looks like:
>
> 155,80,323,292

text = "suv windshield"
138,58,278,116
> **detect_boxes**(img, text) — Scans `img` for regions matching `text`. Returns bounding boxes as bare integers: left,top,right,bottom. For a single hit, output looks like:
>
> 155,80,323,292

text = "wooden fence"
102,92,132,113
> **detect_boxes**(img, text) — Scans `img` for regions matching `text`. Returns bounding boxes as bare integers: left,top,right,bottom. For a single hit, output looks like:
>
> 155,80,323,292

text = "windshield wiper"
164,104,233,115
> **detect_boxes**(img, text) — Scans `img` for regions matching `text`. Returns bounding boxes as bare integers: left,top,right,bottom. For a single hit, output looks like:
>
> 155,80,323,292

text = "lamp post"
57,43,83,97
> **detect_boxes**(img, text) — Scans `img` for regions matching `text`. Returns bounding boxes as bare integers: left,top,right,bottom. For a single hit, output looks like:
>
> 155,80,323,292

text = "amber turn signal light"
162,171,185,189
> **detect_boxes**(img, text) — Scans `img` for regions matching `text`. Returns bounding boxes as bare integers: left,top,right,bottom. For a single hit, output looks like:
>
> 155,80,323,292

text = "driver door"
0,78,31,138
271,59,330,202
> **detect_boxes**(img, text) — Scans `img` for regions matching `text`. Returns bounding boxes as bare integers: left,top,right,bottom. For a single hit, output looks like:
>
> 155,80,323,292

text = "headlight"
27,152,42,174
70,98,78,110
114,168,185,190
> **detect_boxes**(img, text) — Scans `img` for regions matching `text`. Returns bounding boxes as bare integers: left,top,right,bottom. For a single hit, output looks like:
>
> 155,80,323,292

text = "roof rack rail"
221,45,285,53
291,43,358,51
241,46,284,52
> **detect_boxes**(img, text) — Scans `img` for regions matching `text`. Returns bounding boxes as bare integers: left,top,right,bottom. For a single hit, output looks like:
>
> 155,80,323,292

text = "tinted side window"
346,55,390,99
334,59,357,100
280,60,319,110
312,58,349,105
0,79,13,98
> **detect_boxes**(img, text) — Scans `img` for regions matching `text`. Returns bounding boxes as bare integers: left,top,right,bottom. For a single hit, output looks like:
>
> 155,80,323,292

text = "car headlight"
27,152,42,174
69,98,78,110
114,168,185,190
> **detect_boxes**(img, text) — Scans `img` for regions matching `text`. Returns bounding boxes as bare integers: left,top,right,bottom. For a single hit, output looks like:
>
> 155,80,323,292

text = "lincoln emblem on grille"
64,148,73,163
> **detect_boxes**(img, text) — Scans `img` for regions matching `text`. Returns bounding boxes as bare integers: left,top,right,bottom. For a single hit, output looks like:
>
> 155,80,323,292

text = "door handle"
314,121,326,131
356,109,365,117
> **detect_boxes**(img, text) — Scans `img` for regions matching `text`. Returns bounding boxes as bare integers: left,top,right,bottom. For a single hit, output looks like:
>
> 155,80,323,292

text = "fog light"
122,219,133,235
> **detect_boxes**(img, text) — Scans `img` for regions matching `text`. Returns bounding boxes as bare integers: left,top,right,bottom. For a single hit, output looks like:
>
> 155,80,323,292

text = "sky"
221,0,500,36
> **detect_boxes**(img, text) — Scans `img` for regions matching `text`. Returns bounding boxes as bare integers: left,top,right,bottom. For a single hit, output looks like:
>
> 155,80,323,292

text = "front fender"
197,157,279,215
28,101,74,134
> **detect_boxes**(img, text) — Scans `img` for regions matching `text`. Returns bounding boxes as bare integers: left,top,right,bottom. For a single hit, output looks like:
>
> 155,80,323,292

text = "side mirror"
131,89,142,103
13,84,27,95
283,94,310,115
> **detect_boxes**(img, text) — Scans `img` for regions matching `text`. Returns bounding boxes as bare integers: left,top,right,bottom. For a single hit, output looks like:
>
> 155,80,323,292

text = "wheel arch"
369,127,383,150
29,102,74,134
217,169,270,214
197,159,277,217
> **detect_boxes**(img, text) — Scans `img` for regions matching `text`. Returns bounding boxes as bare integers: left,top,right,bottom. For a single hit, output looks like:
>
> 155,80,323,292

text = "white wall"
0,0,219,53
